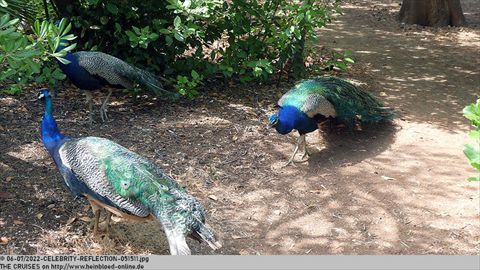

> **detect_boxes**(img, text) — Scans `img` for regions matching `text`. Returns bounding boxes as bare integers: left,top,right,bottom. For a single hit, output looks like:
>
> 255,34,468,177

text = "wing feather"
59,137,150,217
75,52,134,88
278,84,337,118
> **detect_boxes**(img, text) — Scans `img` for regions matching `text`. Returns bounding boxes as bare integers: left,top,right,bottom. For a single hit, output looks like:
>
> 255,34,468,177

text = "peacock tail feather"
74,51,167,95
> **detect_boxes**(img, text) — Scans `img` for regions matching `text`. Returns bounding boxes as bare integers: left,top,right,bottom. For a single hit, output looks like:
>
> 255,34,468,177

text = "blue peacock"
268,76,394,165
57,46,170,124
39,88,221,255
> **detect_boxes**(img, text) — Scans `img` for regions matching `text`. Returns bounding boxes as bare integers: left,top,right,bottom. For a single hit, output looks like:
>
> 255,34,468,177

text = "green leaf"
335,61,348,71
467,175,480,181
174,16,181,28
106,3,119,14
100,16,109,25
149,33,159,40
132,26,141,35
191,70,199,79
464,143,480,170
253,66,262,76
174,32,184,42
158,28,170,34
344,57,355,64
165,35,173,46
56,57,71,65
125,30,137,40
469,130,480,140
463,100,480,127
114,23,122,32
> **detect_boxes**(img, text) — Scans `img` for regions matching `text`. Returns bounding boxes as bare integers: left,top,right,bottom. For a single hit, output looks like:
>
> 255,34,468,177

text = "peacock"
58,48,171,124
268,76,394,165
38,88,221,255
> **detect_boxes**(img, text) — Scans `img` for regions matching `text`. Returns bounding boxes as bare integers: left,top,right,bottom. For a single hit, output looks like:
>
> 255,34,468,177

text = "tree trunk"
399,0,466,27
290,0,312,80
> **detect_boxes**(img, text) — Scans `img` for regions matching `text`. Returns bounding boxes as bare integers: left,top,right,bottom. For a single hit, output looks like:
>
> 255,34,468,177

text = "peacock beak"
267,118,278,129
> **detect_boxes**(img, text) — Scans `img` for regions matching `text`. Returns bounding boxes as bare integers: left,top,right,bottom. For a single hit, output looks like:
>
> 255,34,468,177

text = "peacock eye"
269,117,279,127
120,180,130,189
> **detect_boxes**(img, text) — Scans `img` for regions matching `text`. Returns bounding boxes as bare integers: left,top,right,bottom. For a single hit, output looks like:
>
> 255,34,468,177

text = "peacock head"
268,113,293,135
268,114,279,128
37,88,51,100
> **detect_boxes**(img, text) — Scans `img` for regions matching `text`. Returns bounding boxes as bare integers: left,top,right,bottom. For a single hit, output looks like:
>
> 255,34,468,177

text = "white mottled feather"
301,94,337,118
59,137,150,217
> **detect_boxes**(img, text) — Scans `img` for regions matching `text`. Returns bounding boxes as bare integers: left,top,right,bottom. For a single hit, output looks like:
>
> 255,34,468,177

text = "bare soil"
1,0,479,255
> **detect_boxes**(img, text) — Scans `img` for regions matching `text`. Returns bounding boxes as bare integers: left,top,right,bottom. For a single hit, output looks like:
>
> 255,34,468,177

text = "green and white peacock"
39,88,221,255
269,76,394,165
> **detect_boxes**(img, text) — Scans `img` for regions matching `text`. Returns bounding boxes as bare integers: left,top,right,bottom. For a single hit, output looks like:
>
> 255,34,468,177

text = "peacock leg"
299,135,311,160
105,211,112,234
85,91,94,125
100,89,112,122
88,200,101,234
284,135,304,166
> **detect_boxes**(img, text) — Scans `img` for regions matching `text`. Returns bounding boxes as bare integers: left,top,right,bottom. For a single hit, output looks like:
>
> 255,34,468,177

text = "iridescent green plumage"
60,137,221,255
270,76,393,165
279,76,394,126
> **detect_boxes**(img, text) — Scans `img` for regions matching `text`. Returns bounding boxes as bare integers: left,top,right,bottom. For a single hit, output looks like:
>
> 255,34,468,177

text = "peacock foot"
299,148,311,161
283,134,311,167
99,108,109,123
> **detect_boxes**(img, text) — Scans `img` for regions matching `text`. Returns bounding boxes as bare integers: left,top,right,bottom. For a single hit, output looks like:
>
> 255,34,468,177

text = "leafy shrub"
54,0,341,97
463,99,480,181
0,14,76,94
324,50,355,71
0,0,36,22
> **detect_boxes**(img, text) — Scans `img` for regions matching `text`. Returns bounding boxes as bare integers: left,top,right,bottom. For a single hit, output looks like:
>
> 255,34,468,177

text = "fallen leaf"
36,213,43,220
208,195,218,201
5,176,13,182
13,220,24,225
66,217,76,225
0,236,8,245
47,204,55,209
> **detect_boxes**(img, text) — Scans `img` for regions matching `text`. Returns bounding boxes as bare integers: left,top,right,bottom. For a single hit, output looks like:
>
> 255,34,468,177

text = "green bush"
54,0,341,97
0,14,76,94
463,99,480,181
0,0,36,22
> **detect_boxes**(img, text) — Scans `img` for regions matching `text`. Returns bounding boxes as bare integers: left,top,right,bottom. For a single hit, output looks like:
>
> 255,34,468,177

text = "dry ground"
1,0,479,255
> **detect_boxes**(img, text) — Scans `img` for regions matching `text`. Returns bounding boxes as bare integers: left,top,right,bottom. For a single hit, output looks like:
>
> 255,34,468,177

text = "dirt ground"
1,0,479,255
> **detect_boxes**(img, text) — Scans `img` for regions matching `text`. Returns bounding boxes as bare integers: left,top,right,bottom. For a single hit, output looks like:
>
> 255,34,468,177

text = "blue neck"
41,97,65,154
276,106,318,135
